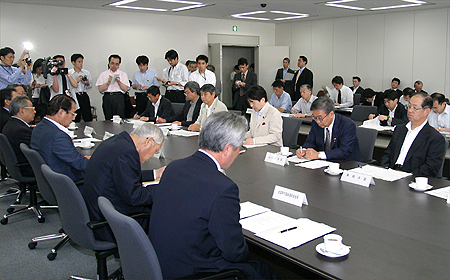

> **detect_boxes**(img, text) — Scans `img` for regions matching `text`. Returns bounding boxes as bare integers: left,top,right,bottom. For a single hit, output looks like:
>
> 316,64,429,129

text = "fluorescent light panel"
116,5,167,11
370,0,426,10
109,0,138,6
158,0,202,4
325,0,427,11
172,4,207,12
271,10,309,21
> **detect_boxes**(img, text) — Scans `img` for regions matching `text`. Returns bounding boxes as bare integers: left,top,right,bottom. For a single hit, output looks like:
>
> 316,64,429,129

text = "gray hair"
184,81,200,95
199,111,248,152
300,84,312,92
9,96,31,116
131,123,164,145
310,96,335,114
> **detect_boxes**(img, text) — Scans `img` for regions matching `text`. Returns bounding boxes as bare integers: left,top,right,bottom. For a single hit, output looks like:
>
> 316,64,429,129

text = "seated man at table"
328,76,353,108
82,123,166,242
368,90,408,126
149,112,275,279
296,97,363,161
399,87,413,109
291,84,317,118
243,85,283,147
0,87,19,132
157,81,202,126
31,94,89,182
2,96,35,177
188,84,227,132
133,86,174,122
361,88,383,109
380,93,446,177
428,92,450,133
268,80,292,113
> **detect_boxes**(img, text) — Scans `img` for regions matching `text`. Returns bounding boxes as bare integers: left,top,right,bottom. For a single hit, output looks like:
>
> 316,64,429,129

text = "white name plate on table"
84,126,96,137
103,131,114,140
272,185,308,207
340,170,375,188
265,152,288,166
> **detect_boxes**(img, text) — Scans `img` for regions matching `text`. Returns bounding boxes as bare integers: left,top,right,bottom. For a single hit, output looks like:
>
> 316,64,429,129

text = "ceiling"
1,0,449,23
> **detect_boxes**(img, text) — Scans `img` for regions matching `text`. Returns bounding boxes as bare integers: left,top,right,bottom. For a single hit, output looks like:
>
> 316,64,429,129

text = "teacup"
323,234,343,253
171,123,179,130
415,177,428,190
328,162,340,173
280,146,289,156
80,139,91,148
67,131,75,138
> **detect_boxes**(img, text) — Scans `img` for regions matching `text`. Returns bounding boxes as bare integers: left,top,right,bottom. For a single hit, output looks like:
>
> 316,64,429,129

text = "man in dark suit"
275,57,295,96
133,86,174,122
0,87,18,132
385,77,403,99
149,112,275,279
350,76,364,95
31,94,89,182
368,90,408,126
233,57,257,113
381,93,446,177
82,123,166,242
159,81,201,126
292,55,313,102
361,88,384,109
2,96,35,177
297,96,363,161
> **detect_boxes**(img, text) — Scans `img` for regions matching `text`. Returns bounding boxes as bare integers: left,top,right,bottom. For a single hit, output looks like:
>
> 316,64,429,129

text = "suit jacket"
304,113,363,161
350,86,364,96
31,118,88,182
2,117,34,177
275,68,295,95
0,107,10,132
380,123,446,177
232,71,257,111
361,91,384,109
149,151,265,279
82,131,155,242
165,97,202,126
292,67,313,101
376,103,408,126
245,103,283,147
195,98,228,127
141,96,175,122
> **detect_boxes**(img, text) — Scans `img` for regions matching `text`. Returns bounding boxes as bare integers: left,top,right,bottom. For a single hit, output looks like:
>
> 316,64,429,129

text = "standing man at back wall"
275,57,295,97
292,55,313,102
156,49,189,103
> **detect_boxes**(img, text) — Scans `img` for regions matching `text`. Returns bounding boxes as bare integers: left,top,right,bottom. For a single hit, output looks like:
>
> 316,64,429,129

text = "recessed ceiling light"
109,0,138,6
325,0,365,11
158,0,202,4
370,0,426,11
231,11,270,21
271,10,309,21
115,5,167,11
173,4,207,12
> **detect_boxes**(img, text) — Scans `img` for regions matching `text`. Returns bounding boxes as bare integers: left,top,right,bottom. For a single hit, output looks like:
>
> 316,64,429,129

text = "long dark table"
74,121,450,280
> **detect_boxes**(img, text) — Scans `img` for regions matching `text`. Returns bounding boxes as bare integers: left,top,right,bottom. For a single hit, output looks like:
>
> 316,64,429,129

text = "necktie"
325,128,331,151
61,74,68,94
239,73,246,96
337,89,342,104
295,70,301,91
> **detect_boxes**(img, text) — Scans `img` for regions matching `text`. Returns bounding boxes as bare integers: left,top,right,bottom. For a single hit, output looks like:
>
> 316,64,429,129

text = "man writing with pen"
296,97,363,161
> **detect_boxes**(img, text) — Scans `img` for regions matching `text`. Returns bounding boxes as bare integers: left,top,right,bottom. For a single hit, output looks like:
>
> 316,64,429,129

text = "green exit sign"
232,26,237,32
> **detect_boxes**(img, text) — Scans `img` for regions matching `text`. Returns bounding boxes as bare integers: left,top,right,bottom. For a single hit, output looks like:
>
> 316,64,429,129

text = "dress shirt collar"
389,104,397,114
299,66,305,73
152,94,162,107
191,96,200,105
11,116,30,127
207,97,217,109
406,119,427,132
3,106,9,112
198,149,224,174
44,117,71,136
441,103,450,116
325,114,336,138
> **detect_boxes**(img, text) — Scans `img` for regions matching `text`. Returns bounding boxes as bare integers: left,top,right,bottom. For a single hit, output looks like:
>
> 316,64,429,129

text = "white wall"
0,2,275,120
275,8,450,96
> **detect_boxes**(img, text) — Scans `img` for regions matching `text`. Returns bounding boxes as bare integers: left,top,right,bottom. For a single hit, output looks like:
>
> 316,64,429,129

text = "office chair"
20,143,69,261
98,196,246,280
282,117,302,148
353,93,361,106
0,150,20,198
436,136,449,178
0,133,44,225
171,102,185,115
355,127,378,163
351,105,378,122
228,110,242,116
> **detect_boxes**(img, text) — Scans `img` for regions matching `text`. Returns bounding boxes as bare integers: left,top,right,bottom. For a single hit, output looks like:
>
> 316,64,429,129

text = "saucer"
68,126,78,130
278,152,293,156
324,168,343,175
409,182,433,192
316,243,350,258
80,143,95,149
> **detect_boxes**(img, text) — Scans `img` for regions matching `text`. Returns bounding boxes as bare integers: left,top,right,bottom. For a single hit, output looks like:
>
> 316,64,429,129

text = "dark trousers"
165,90,186,103
135,92,148,115
74,92,93,122
102,93,125,120
233,93,250,114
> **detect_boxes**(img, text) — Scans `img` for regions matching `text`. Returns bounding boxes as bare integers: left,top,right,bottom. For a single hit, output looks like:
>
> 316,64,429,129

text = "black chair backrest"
228,110,242,116
0,133,33,181
171,103,185,115
356,127,378,163
351,105,378,122
353,94,361,106
282,117,302,147
98,197,163,280
437,136,449,178
20,143,57,205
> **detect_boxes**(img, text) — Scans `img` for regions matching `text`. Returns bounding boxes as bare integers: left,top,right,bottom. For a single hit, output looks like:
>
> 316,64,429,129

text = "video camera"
42,56,66,78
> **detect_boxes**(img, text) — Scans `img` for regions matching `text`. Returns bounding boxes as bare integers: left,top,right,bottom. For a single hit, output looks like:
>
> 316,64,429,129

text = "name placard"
264,152,288,166
84,126,96,137
272,185,308,207
112,118,122,124
340,170,375,188
103,131,114,141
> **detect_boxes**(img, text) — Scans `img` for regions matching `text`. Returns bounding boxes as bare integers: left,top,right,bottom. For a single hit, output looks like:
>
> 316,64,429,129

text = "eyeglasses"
407,105,425,111
67,110,77,117
312,112,330,123
24,106,35,110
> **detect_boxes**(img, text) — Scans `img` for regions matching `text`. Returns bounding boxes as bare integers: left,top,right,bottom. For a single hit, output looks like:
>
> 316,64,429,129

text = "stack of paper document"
425,186,450,200
295,160,330,169
240,211,295,233
360,117,395,132
243,144,267,149
287,155,309,164
348,165,412,181
240,201,270,219
280,113,295,118
169,130,200,137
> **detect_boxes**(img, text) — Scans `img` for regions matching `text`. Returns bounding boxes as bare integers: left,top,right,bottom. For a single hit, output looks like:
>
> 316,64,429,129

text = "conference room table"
74,120,450,280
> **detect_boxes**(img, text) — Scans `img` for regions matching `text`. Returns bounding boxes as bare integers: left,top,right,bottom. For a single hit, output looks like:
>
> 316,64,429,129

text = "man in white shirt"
69,53,92,122
381,93,446,177
268,80,292,113
188,54,216,88
328,76,353,108
132,55,159,115
96,54,130,120
156,49,189,103
428,92,450,132
291,84,317,118
47,55,79,106
399,87,413,109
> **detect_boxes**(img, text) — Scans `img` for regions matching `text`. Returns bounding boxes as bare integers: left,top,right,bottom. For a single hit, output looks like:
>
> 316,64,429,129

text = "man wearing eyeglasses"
381,93,446,177
31,94,89,182
296,96,363,161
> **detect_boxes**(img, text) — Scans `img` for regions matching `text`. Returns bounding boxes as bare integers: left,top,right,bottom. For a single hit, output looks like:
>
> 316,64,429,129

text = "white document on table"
287,155,309,164
425,186,450,200
239,201,271,220
280,113,295,118
348,165,412,182
255,218,336,250
295,160,330,169
243,144,268,149
124,119,146,125
154,123,172,127
360,117,395,132
74,137,102,142
240,211,295,234
169,130,200,137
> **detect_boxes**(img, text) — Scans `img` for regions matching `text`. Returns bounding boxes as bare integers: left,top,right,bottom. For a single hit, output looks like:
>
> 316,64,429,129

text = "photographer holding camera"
46,54,79,108
69,53,92,122
0,47,32,90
